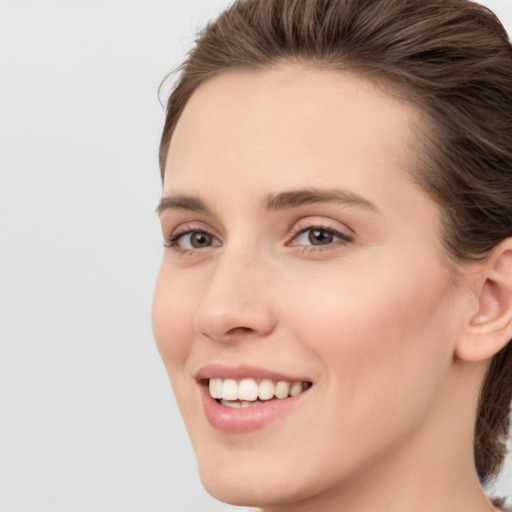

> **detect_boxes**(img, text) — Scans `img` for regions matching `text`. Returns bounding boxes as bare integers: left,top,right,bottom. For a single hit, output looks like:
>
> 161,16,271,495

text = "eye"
297,228,339,246
166,229,222,250
292,226,352,247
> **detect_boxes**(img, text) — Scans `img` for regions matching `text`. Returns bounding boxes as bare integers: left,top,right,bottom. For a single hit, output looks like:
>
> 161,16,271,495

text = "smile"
197,366,314,432
209,378,312,407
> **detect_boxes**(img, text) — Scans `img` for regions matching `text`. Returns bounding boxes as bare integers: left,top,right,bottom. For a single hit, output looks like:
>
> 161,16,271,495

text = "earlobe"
455,238,512,362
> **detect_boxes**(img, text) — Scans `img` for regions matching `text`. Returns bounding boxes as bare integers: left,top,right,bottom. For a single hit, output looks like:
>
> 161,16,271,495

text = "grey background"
0,1,510,511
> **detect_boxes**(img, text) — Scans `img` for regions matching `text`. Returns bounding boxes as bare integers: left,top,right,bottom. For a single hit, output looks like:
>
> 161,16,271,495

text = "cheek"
285,259,457,420
152,266,197,370
265,261,460,488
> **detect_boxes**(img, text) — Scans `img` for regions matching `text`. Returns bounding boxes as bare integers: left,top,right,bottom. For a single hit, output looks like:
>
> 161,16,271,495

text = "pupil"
191,232,211,248
309,229,333,245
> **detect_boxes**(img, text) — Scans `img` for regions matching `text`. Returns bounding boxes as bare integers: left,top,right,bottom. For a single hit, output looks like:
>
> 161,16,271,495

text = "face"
153,67,473,509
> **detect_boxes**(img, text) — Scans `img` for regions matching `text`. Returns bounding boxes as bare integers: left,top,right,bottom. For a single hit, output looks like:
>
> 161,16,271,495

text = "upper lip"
195,363,313,383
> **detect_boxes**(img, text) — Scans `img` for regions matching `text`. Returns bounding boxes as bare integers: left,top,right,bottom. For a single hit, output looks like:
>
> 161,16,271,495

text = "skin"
152,66,499,512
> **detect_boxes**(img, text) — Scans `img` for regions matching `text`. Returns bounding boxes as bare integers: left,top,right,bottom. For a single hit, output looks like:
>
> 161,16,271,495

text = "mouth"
206,377,313,408
196,367,314,432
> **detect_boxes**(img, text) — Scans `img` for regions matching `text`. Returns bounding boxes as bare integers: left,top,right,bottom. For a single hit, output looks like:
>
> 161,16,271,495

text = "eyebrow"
263,188,380,213
157,194,211,216
157,188,379,216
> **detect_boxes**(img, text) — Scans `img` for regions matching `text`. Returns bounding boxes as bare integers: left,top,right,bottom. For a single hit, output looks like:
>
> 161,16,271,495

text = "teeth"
209,378,223,399
239,379,259,401
208,377,309,403
289,381,302,396
220,399,264,408
223,379,238,400
258,379,274,400
274,381,290,399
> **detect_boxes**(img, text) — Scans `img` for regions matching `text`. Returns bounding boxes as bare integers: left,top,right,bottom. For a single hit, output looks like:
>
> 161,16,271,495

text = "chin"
194,441,343,509
199,465,304,508
200,469,268,507
194,446,276,505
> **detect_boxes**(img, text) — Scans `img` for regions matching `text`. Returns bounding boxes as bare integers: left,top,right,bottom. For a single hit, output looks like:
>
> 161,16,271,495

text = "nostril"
227,326,254,335
193,296,277,342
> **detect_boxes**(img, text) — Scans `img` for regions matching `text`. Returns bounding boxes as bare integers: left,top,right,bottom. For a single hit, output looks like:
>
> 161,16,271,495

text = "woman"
152,0,512,510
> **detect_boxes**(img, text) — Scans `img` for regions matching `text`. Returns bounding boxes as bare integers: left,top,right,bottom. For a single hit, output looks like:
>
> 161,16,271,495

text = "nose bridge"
193,242,276,342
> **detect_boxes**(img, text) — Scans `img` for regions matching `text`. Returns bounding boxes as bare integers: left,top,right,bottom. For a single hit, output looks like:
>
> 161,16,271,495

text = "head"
153,0,512,507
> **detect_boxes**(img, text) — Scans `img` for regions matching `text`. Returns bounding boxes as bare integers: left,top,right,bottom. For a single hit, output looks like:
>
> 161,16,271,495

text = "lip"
196,364,313,433
195,363,312,383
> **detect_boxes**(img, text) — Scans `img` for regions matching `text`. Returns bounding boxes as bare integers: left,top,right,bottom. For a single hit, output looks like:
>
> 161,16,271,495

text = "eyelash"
164,226,215,253
164,224,353,254
288,224,353,252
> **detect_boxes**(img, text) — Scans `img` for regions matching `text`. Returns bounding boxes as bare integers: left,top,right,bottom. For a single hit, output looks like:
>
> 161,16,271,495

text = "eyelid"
287,228,352,252
164,222,222,250
162,218,353,253
287,218,354,246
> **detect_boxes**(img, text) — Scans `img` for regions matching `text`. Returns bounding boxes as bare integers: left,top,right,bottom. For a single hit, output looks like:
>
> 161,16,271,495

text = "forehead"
164,66,422,195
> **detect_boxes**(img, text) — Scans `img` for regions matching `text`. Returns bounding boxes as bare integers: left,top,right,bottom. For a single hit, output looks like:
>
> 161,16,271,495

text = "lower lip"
200,384,310,433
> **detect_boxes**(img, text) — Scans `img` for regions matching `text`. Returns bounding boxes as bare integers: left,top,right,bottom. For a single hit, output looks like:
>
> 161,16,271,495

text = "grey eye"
178,231,221,249
296,228,342,246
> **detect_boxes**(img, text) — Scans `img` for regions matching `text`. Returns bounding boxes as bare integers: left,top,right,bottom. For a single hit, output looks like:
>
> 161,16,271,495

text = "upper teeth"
209,378,306,401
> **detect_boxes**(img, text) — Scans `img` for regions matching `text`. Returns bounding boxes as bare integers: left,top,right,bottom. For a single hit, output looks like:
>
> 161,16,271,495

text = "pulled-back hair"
159,0,512,483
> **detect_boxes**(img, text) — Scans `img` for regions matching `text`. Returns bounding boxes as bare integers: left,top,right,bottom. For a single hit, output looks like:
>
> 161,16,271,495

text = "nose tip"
193,301,276,343
192,257,276,343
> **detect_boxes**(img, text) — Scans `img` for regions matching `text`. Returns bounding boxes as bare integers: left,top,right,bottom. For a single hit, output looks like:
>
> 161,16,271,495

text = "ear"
455,238,512,362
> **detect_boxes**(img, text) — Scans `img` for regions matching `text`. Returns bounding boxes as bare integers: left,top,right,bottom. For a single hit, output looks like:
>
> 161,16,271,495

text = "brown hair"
159,0,512,483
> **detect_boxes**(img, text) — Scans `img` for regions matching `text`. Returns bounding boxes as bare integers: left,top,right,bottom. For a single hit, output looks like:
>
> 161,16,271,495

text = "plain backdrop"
0,1,511,511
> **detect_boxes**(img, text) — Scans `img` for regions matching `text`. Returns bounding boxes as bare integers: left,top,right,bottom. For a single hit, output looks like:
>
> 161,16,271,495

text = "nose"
192,248,277,343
